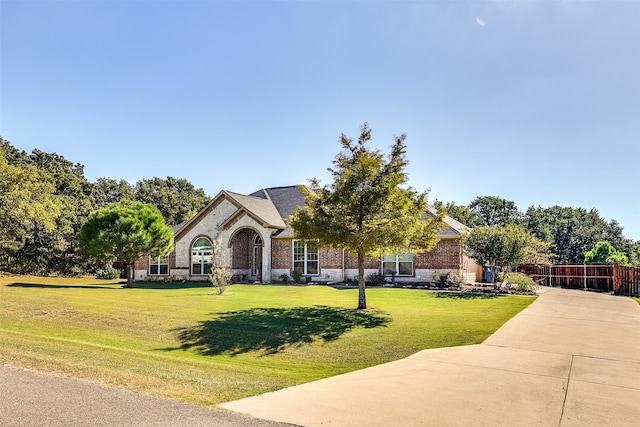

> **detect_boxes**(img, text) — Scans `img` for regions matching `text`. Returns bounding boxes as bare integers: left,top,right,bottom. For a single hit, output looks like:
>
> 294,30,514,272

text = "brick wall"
230,230,251,269
344,252,380,269
272,238,292,269
319,247,343,269
272,241,344,271
414,239,461,270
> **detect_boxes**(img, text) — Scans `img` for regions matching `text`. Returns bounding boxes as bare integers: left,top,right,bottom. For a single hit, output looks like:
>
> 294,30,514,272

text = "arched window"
192,237,213,275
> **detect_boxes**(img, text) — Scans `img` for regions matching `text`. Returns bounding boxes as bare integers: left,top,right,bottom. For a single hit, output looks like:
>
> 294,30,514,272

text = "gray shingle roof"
224,191,286,229
256,186,307,219
181,185,466,240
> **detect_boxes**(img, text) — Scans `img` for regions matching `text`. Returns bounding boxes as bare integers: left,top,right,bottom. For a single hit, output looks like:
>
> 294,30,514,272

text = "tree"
16,149,97,275
433,201,481,227
290,123,444,309
79,200,174,287
0,144,61,269
523,205,630,265
134,177,210,226
469,196,522,227
94,177,135,207
463,225,541,283
584,241,629,265
208,236,233,295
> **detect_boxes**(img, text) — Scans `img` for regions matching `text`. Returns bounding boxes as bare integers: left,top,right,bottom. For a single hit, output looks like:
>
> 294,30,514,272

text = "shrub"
500,272,537,292
95,265,120,280
366,272,387,286
279,274,290,283
291,270,303,283
432,271,464,289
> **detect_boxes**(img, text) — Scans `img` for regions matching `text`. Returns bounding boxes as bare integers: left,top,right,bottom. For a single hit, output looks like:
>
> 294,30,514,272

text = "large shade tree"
291,123,444,309
0,144,61,268
134,177,210,226
79,200,174,287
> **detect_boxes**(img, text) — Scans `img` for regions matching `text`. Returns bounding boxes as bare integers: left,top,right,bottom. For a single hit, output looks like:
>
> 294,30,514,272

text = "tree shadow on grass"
165,306,391,356
434,291,500,299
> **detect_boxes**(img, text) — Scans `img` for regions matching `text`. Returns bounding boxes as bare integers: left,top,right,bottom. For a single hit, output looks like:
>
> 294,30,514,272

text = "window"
382,252,413,276
149,255,169,275
192,237,213,275
293,240,318,275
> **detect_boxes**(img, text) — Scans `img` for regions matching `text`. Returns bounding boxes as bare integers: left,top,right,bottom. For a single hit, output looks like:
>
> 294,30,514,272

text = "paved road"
0,364,294,427
223,288,640,426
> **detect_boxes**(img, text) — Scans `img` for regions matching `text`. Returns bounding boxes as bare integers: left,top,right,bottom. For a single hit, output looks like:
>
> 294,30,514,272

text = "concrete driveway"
222,288,640,426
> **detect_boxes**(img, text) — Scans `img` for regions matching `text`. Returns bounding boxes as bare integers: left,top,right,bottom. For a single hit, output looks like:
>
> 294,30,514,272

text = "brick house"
134,186,479,283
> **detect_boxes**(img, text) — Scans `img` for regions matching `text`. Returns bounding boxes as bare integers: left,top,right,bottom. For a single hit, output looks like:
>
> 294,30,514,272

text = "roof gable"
425,206,470,238
221,191,286,229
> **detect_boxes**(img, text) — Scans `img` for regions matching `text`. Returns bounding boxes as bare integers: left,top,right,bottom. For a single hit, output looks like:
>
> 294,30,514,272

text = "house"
134,186,479,283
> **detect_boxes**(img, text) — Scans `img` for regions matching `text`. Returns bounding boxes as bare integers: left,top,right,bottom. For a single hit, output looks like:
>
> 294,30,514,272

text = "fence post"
583,264,587,291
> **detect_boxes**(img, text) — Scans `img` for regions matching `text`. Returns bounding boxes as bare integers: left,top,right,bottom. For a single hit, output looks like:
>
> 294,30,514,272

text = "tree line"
2,135,638,277
435,196,640,267
0,137,210,275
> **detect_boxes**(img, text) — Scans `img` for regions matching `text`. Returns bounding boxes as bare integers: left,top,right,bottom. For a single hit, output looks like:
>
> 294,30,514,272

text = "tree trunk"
357,251,367,309
126,261,134,288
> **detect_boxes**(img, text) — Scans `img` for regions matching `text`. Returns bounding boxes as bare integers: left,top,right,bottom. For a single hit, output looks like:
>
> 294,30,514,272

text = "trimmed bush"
366,272,387,286
500,272,537,292
95,265,120,280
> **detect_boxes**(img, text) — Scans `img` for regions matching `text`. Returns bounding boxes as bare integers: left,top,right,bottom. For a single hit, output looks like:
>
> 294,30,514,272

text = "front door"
252,235,263,282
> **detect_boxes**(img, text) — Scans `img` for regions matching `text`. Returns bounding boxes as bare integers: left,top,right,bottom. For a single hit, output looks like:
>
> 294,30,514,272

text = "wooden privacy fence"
519,264,640,296
614,265,640,297
519,264,614,292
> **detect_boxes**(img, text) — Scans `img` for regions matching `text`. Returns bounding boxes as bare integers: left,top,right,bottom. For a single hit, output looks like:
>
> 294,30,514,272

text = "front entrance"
252,235,262,282
229,228,264,283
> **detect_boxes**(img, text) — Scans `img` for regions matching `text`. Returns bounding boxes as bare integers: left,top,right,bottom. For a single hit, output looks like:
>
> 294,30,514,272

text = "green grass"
0,276,535,407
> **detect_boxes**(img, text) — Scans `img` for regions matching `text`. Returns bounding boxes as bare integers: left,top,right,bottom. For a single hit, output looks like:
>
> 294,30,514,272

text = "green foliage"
366,272,387,286
208,237,233,295
524,205,637,265
464,225,540,281
134,176,210,226
94,177,135,207
95,265,121,280
6,145,97,275
497,272,537,292
584,241,630,265
0,140,62,271
291,270,303,283
433,201,481,228
291,123,444,308
433,271,464,288
469,196,522,227
79,200,174,287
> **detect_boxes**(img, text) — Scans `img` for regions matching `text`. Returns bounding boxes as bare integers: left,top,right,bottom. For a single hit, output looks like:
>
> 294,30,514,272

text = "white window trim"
382,252,414,276
149,255,169,276
292,240,319,276
192,237,213,275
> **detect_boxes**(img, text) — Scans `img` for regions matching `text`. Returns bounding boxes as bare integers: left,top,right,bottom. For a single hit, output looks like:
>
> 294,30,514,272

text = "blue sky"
1,1,639,240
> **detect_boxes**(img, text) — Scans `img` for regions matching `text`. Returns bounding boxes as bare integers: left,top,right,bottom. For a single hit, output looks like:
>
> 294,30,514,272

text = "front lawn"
0,277,534,407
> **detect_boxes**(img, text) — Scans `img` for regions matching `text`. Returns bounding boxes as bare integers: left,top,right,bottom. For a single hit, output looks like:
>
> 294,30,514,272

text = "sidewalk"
222,288,640,426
